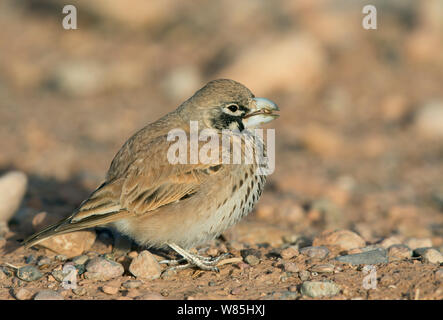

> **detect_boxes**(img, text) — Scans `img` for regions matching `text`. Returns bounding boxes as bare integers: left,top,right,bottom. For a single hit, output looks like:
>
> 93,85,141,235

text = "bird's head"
179,79,279,132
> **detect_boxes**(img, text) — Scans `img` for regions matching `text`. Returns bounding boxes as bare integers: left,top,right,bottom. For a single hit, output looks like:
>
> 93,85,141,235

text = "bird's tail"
22,209,131,249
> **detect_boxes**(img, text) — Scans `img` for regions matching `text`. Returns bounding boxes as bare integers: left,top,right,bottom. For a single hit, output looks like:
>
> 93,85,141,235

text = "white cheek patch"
243,114,277,128
229,121,240,130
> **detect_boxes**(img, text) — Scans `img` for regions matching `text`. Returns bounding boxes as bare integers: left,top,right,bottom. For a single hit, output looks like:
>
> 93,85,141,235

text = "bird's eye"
227,104,238,112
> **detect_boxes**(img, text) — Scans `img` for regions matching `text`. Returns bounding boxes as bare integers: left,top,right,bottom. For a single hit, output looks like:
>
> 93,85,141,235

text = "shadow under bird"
23,79,279,271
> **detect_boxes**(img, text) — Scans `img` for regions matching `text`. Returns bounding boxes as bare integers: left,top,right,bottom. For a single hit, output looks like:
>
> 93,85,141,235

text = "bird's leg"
161,243,230,272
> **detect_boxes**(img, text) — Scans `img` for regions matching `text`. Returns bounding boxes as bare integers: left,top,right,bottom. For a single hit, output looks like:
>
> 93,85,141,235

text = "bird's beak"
243,97,279,128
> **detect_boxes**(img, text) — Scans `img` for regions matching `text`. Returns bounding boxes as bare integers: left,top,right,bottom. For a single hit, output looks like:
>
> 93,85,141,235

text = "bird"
23,79,279,271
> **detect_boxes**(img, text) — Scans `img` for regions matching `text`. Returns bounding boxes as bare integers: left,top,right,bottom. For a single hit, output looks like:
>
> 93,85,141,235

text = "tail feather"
22,209,131,248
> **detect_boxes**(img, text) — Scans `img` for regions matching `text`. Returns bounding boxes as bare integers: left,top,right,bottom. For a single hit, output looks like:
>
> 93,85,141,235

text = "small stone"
55,255,68,262
435,269,443,279
230,287,242,295
414,100,443,139
12,277,24,287
300,281,340,298
282,234,299,244
25,255,37,264
17,266,43,282
127,251,138,259
299,246,330,259
405,238,433,250
34,290,64,300
240,248,262,259
387,244,412,261
280,247,298,260
102,285,119,295
122,280,143,289
0,171,28,223
128,250,162,280
72,287,87,296
310,264,335,273
313,230,365,251
36,229,96,258
72,255,89,265
161,268,177,279
135,293,165,300
283,262,300,273
416,248,443,264
335,248,388,265
206,247,219,257
85,257,124,281
298,270,310,281
244,255,260,266
380,236,404,249
51,270,65,282
13,288,33,300
37,257,52,268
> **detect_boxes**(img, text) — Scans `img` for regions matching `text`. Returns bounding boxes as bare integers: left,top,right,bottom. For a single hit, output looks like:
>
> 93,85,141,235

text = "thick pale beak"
243,97,279,128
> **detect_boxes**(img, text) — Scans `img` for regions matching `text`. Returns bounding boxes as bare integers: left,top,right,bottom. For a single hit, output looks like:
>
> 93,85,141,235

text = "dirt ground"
0,0,442,300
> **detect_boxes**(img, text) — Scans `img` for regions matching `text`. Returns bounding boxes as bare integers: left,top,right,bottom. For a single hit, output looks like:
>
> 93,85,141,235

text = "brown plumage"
23,79,279,271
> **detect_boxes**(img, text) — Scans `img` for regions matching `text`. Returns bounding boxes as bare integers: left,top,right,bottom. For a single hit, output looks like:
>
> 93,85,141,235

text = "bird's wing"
23,134,225,247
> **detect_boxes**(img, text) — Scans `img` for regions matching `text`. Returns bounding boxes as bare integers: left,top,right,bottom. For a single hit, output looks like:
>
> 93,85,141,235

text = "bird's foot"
160,243,231,273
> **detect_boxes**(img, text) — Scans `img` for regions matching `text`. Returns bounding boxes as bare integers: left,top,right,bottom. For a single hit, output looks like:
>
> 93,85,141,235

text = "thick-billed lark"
23,79,279,271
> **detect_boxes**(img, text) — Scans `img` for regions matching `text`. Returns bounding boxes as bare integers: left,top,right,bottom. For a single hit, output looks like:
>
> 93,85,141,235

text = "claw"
163,243,230,272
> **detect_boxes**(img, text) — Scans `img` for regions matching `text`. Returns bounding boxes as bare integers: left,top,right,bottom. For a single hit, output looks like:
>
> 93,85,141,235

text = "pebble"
282,234,299,244
72,255,89,265
300,281,341,298
37,257,52,268
17,266,43,282
102,285,120,295
25,255,37,265
280,247,298,260
299,246,330,259
85,257,124,281
240,248,262,259
135,293,165,300
55,255,68,262
51,270,65,282
122,280,143,289
313,230,365,251
127,251,138,259
128,250,162,280
387,244,412,261
244,255,260,266
34,290,64,300
298,270,310,281
335,248,388,265
0,171,28,223
415,248,443,264
72,287,87,296
414,100,443,139
380,236,404,249
283,262,300,273
405,238,433,250
310,264,335,273
13,288,33,300
36,229,97,258
435,269,443,279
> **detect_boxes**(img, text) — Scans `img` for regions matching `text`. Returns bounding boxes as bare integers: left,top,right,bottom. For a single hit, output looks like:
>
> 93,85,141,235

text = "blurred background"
0,0,442,245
